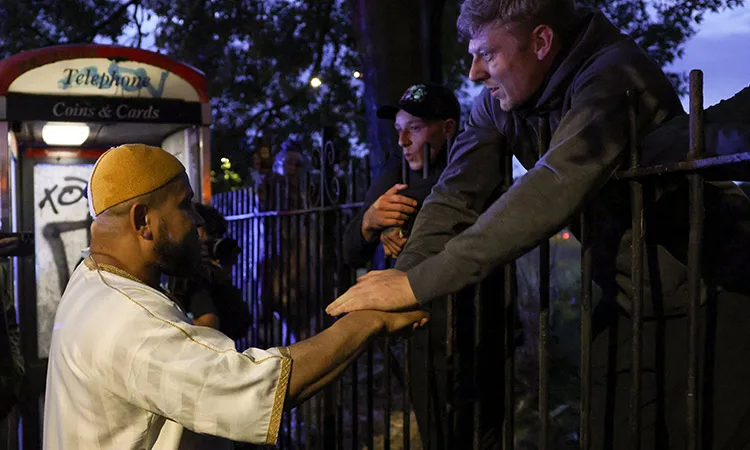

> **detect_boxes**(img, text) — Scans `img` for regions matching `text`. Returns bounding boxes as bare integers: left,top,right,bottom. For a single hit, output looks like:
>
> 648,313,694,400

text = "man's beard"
154,222,201,277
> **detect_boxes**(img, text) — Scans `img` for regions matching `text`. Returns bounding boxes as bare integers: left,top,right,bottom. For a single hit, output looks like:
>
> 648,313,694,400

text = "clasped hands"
361,183,416,258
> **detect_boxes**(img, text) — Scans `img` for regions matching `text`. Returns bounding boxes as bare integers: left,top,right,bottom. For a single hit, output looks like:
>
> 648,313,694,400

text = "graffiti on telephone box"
34,164,94,358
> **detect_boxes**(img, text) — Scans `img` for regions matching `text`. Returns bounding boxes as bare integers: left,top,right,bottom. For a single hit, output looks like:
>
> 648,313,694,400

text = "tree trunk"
349,0,446,176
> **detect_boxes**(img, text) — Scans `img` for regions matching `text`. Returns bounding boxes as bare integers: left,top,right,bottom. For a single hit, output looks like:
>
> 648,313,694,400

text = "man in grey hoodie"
328,0,750,448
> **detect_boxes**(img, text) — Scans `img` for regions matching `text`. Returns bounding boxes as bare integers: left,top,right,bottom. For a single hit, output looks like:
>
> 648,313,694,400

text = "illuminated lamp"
42,122,90,146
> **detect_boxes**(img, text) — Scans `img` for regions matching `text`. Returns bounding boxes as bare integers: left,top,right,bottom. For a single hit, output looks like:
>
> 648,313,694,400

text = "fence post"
686,69,705,450
537,117,551,450
503,147,516,450
627,90,645,450
580,208,593,450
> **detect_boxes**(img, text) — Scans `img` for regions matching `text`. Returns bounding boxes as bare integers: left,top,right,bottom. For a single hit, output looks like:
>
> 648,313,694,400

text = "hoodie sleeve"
405,62,675,304
395,92,506,273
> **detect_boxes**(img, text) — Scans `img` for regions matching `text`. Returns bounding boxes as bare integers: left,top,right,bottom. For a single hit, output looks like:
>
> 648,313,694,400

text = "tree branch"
70,0,139,43
246,91,305,125
310,0,335,74
133,3,144,48
178,0,209,59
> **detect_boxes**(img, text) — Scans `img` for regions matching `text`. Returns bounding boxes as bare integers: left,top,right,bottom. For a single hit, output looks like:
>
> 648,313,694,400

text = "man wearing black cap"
344,84,460,265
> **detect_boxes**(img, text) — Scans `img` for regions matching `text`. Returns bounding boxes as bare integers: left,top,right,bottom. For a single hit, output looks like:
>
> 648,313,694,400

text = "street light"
310,77,322,88
352,71,362,79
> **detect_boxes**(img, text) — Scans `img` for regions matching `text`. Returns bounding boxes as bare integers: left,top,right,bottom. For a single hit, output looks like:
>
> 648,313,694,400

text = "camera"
205,237,241,266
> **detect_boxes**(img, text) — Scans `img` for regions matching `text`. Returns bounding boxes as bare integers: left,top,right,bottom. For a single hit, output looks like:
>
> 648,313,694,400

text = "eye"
481,52,493,62
410,125,422,132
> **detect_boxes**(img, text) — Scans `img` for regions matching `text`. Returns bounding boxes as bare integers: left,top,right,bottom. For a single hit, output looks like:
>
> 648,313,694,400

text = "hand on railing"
326,268,419,315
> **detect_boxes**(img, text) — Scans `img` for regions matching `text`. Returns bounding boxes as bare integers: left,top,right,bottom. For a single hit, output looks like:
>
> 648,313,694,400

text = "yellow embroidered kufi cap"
87,143,185,218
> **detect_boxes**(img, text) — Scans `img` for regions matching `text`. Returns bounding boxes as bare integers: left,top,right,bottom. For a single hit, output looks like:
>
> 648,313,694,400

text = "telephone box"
0,44,211,447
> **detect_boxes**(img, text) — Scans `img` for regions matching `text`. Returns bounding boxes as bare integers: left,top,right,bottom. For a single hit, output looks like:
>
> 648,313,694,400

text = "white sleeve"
94,293,291,446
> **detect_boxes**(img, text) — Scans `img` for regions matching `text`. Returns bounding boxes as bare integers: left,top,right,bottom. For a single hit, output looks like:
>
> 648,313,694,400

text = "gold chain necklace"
85,255,144,285
85,255,185,308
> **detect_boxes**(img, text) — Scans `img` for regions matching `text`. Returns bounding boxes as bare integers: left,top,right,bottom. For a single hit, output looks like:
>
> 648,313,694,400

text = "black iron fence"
213,70,747,449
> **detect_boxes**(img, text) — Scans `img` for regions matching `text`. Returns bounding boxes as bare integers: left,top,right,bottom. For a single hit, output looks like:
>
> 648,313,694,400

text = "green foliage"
140,0,366,187
0,0,133,54
211,157,244,192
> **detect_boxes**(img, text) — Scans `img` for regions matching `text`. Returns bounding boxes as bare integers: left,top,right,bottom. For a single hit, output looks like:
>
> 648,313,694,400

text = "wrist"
360,220,376,242
342,310,385,335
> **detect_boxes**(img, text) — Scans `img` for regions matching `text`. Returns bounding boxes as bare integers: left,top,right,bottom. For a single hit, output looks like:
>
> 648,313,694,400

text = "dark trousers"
590,289,750,450
408,283,508,450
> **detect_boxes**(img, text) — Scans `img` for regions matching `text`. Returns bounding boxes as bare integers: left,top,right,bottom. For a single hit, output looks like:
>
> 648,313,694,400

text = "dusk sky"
667,4,750,110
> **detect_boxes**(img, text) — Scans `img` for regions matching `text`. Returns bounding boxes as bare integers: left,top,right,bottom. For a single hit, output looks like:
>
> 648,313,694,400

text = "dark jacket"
396,10,750,315
344,155,447,266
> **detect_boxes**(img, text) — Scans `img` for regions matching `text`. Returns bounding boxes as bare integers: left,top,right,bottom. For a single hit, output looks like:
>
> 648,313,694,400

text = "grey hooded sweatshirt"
396,10,750,315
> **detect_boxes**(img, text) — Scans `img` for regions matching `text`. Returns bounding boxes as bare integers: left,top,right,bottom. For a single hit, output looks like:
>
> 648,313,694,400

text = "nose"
469,56,488,82
398,130,411,148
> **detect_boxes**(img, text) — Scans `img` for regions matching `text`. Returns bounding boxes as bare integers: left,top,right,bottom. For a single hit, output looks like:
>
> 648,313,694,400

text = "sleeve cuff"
264,346,292,445
406,250,475,305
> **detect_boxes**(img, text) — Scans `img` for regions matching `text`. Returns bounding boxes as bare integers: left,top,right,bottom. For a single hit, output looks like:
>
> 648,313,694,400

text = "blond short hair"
457,0,578,40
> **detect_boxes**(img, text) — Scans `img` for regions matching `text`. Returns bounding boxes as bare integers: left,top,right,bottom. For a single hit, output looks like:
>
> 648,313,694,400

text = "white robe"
43,258,291,449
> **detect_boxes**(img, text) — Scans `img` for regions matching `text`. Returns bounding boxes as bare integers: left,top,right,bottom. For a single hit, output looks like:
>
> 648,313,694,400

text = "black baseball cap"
376,84,460,123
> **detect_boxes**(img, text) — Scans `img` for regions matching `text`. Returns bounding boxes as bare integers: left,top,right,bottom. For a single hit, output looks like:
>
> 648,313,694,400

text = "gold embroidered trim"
266,347,292,445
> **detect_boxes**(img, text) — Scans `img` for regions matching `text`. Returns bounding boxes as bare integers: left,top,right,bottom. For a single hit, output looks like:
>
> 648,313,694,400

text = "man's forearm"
284,312,383,409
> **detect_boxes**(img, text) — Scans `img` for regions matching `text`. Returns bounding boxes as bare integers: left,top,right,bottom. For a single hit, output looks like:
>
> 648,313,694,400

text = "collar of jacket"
514,9,627,118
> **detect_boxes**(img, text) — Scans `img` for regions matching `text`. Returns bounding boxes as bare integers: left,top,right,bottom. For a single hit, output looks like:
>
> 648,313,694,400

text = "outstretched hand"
325,269,418,316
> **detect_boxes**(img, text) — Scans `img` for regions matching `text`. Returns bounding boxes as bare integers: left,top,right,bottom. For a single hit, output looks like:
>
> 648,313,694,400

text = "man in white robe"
43,143,425,449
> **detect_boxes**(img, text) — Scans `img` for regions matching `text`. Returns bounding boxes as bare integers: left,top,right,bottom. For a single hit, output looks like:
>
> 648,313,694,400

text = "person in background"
343,84,459,265
0,236,26,450
169,202,248,339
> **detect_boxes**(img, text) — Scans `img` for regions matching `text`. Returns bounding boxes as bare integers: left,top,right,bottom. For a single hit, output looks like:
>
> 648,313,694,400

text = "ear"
532,24,555,60
443,118,457,138
131,203,154,241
